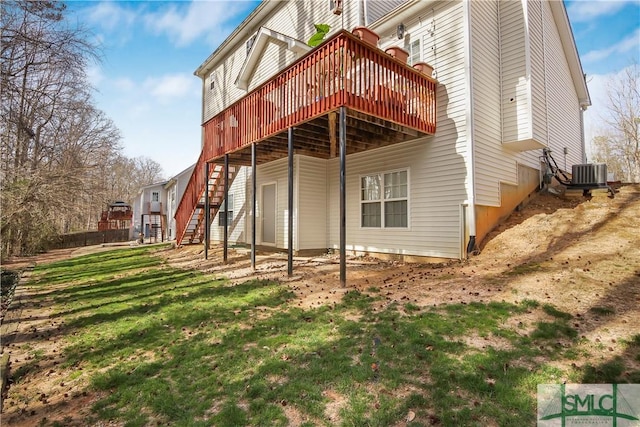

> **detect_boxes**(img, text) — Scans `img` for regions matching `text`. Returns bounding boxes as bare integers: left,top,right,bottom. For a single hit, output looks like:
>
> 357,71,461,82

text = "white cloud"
566,0,633,23
143,1,245,47
581,28,640,63
113,77,136,92
85,2,137,33
143,73,199,103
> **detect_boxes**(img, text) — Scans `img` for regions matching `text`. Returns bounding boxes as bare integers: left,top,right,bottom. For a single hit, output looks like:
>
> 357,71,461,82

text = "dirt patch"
1,185,639,426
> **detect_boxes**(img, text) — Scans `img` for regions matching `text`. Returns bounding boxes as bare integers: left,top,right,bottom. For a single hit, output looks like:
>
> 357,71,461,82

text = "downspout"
463,0,477,256
359,0,366,26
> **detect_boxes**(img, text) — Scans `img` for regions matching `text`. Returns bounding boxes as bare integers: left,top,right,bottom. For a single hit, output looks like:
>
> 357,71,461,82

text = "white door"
262,183,276,245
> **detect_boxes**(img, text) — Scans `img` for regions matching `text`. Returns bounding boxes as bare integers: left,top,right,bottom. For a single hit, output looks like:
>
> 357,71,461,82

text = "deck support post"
339,106,347,287
288,127,294,277
204,162,210,260
251,143,257,270
223,154,229,263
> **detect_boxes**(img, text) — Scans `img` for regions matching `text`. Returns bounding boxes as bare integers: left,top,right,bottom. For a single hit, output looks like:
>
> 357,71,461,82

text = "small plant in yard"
589,305,616,316
5,246,638,426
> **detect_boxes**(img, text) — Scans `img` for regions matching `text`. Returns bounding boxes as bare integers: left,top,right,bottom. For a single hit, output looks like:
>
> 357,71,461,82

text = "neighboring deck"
177,29,437,245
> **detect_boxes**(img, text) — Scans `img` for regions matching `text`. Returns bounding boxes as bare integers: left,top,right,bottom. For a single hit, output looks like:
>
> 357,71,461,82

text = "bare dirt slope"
1,184,639,426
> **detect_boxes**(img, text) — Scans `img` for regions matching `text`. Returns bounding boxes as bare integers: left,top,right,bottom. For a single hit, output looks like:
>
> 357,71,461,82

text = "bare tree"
0,1,121,257
591,64,640,182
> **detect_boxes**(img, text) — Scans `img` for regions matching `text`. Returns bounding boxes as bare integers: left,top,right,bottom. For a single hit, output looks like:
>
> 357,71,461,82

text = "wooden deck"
176,29,437,245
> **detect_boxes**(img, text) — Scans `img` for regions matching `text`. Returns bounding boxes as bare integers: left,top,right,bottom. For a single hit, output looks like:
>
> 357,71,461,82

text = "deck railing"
176,29,437,244
202,30,436,161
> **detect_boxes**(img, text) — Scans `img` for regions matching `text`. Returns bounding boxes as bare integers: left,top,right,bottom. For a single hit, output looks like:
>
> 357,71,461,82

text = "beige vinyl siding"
499,0,531,144
211,166,248,244
255,157,290,248
202,1,360,122
297,156,328,250
511,0,582,171
247,39,297,92
204,48,248,122
528,0,548,145
469,0,514,207
324,0,468,259
327,138,466,259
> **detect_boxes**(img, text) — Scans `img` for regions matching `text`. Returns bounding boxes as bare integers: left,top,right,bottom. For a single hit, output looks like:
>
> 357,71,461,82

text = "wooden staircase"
176,162,238,245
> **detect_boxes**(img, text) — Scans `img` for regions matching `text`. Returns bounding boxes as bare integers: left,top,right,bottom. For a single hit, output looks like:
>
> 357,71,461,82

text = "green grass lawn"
17,246,640,426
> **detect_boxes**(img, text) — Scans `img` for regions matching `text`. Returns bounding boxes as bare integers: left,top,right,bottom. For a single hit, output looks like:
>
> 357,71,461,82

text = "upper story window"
152,191,160,202
361,170,408,228
408,38,421,66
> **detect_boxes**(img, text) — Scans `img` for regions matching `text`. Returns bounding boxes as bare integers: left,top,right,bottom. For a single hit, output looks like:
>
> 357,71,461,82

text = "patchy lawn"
1,185,639,426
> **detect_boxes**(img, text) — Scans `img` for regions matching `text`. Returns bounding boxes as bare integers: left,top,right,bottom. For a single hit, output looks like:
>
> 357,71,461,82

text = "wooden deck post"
339,106,346,287
288,127,294,277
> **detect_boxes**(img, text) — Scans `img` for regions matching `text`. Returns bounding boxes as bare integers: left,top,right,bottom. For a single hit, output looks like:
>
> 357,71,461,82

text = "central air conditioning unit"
571,163,608,186
330,0,343,15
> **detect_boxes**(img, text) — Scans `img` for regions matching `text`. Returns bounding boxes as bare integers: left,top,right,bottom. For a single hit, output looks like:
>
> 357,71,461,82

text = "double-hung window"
361,170,408,228
408,38,421,66
219,193,234,226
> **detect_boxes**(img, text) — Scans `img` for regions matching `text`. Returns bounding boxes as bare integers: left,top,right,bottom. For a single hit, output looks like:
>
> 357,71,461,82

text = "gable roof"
235,27,311,91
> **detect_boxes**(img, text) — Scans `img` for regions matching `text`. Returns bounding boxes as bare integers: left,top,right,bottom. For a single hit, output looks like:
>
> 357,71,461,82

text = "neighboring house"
132,181,168,242
133,164,196,242
175,0,590,275
165,164,196,241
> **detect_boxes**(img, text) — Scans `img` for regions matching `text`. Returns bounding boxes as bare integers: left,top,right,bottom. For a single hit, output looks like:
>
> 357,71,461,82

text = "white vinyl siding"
470,0,586,206
211,167,247,244
541,0,582,168
328,138,466,259
297,156,328,250
247,39,296,92
499,0,531,144
255,158,289,248
528,0,548,145
470,0,512,206
201,1,360,122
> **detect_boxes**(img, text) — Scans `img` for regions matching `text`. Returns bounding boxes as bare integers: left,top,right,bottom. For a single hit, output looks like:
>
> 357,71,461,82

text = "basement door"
262,183,276,245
